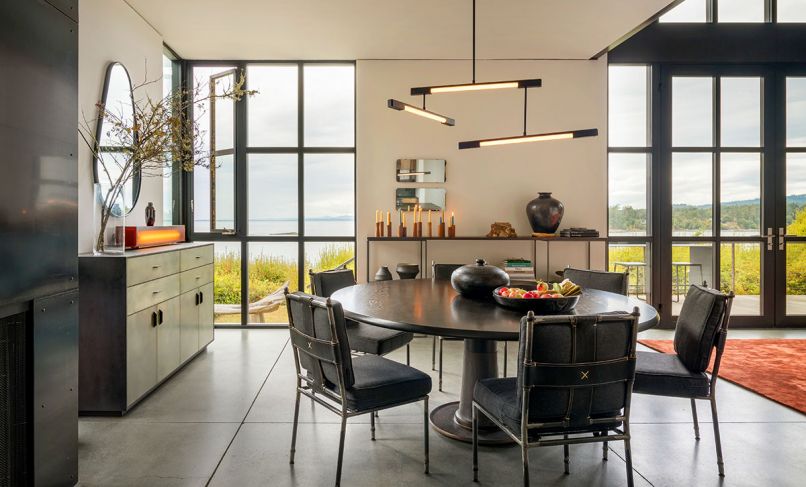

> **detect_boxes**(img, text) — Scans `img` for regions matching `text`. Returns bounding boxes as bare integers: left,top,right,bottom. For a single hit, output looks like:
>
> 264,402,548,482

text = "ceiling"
125,0,677,60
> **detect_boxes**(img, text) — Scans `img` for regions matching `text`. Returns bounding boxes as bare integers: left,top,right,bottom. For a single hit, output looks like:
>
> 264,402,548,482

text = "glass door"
662,66,775,327
776,74,806,326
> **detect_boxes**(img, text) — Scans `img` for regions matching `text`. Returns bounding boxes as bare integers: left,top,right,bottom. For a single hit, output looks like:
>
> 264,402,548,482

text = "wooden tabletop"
331,279,659,340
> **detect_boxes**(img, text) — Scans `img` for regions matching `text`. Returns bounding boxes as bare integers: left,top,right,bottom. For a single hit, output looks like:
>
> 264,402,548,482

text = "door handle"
158,309,163,325
779,227,786,251
765,228,774,251
151,312,158,327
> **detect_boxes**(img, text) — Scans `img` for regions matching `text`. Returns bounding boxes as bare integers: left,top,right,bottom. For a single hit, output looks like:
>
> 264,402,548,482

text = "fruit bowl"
492,284,580,314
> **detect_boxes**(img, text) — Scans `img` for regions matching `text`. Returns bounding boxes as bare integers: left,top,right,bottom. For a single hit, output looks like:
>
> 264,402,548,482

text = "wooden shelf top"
367,236,607,242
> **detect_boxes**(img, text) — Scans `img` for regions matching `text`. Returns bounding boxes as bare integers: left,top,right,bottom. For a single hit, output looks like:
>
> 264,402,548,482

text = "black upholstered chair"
310,269,413,364
472,309,640,487
563,267,630,296
431,263,463,391
285,291,431,486
633,285,734,477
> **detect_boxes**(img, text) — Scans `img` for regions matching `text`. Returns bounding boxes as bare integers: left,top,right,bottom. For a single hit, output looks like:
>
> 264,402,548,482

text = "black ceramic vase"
374,266,393,281
396,263,420,279
450,259,510,300
526,192,564,233
145,202,156,226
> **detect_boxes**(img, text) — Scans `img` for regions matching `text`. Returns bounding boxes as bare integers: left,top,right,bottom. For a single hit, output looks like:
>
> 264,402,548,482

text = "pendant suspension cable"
472,0,476,83
523,87,528,135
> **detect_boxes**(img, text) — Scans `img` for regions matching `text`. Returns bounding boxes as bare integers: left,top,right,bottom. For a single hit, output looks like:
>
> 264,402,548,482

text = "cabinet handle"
195,292,200,305
152,290,161,295
151,312,158,327
158,309,163,325
200,291,204,304
152,265,161,269
195,255,201,259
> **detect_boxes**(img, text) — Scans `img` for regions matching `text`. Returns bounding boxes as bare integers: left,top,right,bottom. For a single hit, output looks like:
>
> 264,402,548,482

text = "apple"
498,287,509,296
536,282,549,293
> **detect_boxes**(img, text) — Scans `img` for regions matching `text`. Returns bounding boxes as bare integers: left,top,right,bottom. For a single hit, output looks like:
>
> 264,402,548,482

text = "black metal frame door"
774,66,806,327
659,64,776,328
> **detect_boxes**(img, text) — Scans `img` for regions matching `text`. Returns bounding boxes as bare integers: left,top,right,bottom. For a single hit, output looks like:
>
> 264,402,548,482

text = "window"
660,0,708,22
718,0,765,22
777,0,806,22
162,49,181,225
190,62,356,326
608,65,652,303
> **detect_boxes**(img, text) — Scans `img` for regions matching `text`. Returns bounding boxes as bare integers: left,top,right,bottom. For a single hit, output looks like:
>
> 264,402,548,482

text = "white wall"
78,0,164,253
356,59,608,282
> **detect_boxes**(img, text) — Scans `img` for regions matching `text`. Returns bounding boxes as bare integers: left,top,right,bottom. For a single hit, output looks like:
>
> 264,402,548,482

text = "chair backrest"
309,268,356,298
673,284,734,374
285,291,354,396
517,309,639,431
563,267,629,296
432,262,463,281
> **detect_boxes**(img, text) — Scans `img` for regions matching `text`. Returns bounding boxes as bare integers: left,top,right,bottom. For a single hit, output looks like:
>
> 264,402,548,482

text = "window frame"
183,60,357,327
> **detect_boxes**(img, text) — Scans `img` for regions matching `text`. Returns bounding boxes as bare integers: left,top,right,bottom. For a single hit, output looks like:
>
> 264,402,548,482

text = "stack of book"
559,227,600,238
502,258,536,282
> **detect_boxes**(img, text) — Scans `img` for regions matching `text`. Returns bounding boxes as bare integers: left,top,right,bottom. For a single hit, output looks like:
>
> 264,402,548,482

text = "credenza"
78,242,214,414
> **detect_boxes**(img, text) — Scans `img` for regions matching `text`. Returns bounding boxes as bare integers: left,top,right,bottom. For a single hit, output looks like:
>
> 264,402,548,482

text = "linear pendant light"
387,99,455,126
458,85,598,149
411,79,541,96
459,129,599,149
409,0,542,97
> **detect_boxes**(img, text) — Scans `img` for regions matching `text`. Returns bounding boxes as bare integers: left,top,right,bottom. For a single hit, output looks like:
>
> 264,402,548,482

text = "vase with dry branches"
79,67,255,253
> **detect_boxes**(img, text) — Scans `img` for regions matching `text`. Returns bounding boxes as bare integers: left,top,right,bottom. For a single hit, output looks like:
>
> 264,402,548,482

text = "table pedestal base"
429,402,513,445
429,338,514,445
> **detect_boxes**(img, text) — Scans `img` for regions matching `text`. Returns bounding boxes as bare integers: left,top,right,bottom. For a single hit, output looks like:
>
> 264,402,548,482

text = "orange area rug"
639,339,806,415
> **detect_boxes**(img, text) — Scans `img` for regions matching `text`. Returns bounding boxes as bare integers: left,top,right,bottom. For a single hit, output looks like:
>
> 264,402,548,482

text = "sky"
609,67,806,210
188,65,355,234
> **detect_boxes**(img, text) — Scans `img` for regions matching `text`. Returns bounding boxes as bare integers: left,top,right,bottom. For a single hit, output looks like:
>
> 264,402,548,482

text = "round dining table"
331,279,659,444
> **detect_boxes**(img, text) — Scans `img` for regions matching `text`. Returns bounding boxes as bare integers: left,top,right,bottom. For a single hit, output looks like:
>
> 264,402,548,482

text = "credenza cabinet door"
126,305,158,407
156,296,181,382
179,289,200,363
198,282,214,346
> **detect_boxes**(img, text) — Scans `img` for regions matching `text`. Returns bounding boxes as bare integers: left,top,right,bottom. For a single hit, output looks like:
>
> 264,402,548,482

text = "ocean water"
195,219,355,262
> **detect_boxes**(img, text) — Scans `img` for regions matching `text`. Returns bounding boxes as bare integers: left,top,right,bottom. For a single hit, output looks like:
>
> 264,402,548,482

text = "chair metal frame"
285,291,429,486
639,289,734,477
309,268,411,365
472,309,640,487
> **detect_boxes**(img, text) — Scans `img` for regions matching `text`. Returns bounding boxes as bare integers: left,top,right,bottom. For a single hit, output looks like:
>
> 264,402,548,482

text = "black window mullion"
714,75,722,291
297,62,305,292
235,62,249,325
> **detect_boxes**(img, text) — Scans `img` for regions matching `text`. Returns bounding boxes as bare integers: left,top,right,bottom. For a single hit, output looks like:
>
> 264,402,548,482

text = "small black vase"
526,192,564,234
374,266,393,281
145,202,156,226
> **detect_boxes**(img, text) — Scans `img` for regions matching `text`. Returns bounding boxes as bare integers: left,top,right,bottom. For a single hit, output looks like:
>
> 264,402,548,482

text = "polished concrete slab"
78,328,805,486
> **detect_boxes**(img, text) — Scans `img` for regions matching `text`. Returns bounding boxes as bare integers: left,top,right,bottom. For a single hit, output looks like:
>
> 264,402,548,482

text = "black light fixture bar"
458,128,598,149
387,99,455,126
411,78,542,96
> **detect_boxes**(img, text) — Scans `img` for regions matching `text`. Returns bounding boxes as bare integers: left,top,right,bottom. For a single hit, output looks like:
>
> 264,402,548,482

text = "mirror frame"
93,62,140,216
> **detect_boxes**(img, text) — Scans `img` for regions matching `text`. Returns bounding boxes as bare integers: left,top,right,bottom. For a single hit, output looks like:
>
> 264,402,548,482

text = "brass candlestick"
427,222,433,237
386,223,392,237
438,222,445,238
448,225,456,238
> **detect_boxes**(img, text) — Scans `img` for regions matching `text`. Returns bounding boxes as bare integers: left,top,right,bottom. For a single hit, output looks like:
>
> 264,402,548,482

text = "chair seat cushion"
334,354,431,412
633,351,710,398
474,378,621,437
345,320,413,356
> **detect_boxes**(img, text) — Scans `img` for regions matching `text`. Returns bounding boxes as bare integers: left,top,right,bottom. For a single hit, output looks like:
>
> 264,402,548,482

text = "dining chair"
472,309,640,487
285,291,432,486
431,263,463,391
633,284,734,477
310,269,413,365
562,267,630,296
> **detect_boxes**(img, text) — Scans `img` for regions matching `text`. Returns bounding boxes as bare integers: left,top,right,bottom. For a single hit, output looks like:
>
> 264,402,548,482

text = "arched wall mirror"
93,62,140,216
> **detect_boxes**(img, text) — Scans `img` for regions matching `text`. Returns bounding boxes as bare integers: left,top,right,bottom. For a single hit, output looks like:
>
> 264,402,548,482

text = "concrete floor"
78,328,806,487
